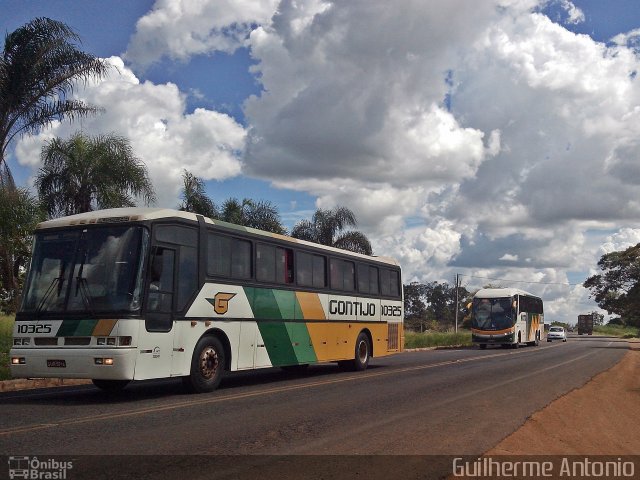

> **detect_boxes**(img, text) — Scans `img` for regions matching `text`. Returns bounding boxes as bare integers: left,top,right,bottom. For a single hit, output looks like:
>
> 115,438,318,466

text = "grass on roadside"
404,330,472,349
0,315,15,381
593,324,639,338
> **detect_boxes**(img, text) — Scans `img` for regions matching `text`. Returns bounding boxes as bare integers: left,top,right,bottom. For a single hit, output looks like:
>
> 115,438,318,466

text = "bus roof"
473,288,540,299
36,207,400,267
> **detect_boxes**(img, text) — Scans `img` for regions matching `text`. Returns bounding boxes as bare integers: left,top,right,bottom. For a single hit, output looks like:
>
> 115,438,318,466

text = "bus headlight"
94,358,114,365
11,357,26,365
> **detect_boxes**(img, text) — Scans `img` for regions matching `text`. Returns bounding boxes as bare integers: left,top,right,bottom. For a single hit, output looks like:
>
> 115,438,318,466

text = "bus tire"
512,332,521,349
92,379,130,392
183,335,225,393
479,344,487,349
353,332,371,371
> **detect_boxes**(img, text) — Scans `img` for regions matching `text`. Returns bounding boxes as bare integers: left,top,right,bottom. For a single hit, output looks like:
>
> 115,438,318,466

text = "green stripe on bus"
285,322,317,364
56,319,98,337
257,321,298,366
272,290,296,319
244,287,283,320
245,287,319,365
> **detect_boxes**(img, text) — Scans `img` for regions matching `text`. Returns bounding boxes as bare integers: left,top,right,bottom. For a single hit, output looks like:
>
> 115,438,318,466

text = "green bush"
593,324,639,338
0,315,15,380
405,330,472,349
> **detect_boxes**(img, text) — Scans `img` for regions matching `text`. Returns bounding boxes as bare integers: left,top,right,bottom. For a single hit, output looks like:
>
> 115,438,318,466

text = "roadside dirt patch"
0,377,90,392
487,340,640,455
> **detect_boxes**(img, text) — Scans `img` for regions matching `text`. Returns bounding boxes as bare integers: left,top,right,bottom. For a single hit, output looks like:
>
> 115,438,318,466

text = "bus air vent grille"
387,323,399,351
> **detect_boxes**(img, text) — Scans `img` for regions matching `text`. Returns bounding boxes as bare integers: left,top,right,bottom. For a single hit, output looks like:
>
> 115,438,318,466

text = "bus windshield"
22,226,148,315
472,297,515,330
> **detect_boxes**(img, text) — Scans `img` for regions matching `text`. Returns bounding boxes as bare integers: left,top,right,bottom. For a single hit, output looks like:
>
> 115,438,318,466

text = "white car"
547,326,567,342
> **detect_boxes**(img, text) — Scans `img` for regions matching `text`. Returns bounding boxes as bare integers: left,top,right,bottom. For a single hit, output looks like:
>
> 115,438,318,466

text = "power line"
458,273,583,287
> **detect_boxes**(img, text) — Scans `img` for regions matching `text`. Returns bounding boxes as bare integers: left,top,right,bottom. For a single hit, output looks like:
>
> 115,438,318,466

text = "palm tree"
220,198,286,234
35,132,156,217
291,206,373,255
178,169,218,218
0,184,44,313
0,18,110,187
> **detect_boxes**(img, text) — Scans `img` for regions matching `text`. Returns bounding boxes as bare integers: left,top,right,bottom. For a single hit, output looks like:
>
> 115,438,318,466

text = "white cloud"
17,0,640,324
15,57,246,207
125,0,280,69
599,228,640,255
558,0,585,25
611,28,640,47
236,0,640,323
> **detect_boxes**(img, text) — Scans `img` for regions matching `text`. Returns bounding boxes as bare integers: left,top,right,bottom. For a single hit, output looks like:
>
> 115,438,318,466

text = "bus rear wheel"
183,336,225,393
353,332,371,371
339,332,371,371
92,379,130,392
527,333,540,347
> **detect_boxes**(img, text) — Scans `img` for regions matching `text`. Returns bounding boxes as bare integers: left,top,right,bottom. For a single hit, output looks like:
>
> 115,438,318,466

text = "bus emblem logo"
211,293,236,314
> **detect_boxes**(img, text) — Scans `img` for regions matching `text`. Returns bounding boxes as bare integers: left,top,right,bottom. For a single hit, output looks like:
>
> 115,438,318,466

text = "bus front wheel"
512,332,521,349
183,336,226,393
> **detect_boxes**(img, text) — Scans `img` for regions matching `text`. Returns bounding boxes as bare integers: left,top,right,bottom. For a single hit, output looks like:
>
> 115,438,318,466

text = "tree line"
584,244,640,328
403,281,472,332
0,18,372,313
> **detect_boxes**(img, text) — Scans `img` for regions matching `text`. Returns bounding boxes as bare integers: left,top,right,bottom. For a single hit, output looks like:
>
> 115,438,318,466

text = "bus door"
516,296,528,342
137,224,199,379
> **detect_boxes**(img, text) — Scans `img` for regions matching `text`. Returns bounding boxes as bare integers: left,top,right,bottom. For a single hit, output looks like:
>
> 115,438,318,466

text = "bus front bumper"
9,347,137,380
472,332,514,344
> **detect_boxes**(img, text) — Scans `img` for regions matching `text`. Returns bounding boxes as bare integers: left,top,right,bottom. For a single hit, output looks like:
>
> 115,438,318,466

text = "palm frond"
333,231,373,255
0,17,110,181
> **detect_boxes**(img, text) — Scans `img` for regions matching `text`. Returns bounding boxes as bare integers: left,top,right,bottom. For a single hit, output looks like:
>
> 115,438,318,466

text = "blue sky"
3,0,640,323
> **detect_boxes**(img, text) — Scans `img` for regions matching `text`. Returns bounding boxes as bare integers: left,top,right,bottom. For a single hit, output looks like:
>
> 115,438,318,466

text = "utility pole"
455,273,459,333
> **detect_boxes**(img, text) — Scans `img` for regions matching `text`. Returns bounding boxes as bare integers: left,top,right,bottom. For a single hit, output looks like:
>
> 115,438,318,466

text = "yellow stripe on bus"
295,292,326,320
92,319,118,337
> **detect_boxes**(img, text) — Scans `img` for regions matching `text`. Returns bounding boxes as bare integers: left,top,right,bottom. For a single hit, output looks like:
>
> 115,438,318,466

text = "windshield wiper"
73,247,96,316
36,276,64,314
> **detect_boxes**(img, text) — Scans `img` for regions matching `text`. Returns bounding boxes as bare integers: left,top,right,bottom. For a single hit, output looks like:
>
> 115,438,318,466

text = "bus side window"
297,252,325,288
369,266,379,295
358,264,370,294
330,258,355,292
380,268,400,297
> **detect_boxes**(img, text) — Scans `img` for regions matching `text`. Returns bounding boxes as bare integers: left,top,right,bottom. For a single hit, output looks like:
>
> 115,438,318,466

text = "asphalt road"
0,335,628,479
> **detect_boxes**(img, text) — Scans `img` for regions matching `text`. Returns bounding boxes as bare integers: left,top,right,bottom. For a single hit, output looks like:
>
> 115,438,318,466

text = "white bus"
11,208,404,392
471,288,544,349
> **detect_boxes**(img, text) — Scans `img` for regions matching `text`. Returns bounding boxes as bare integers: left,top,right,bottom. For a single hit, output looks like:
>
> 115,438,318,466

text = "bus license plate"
47,360,66,368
